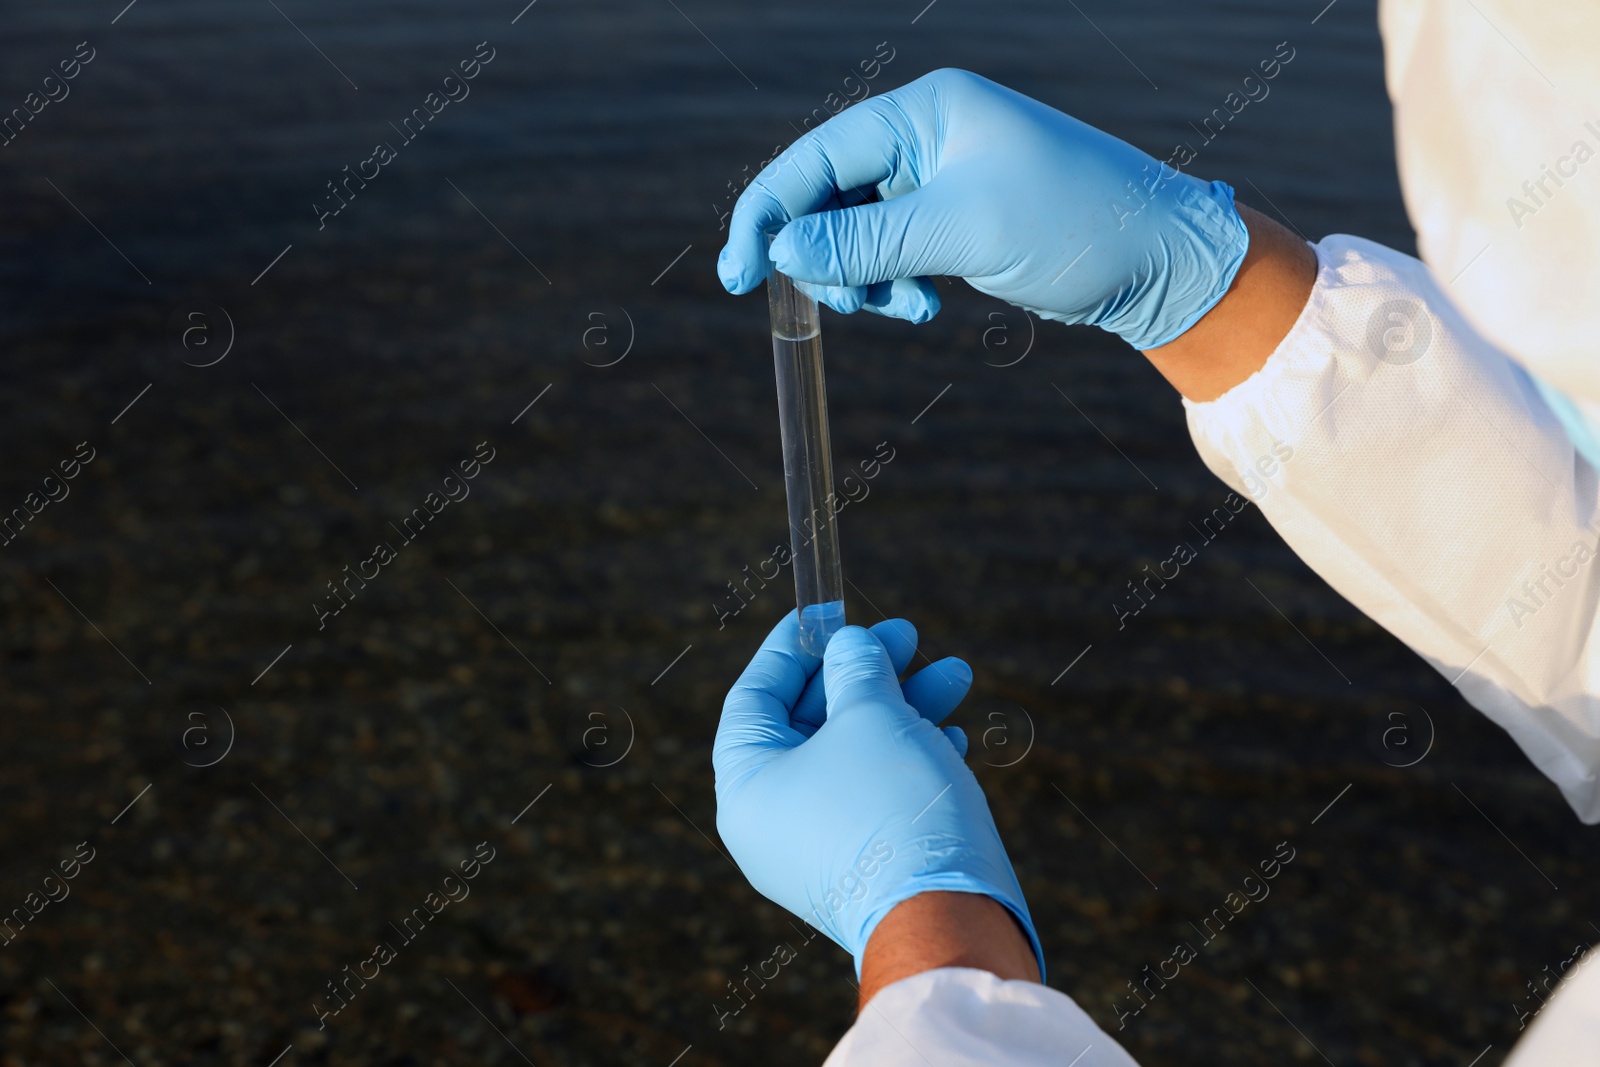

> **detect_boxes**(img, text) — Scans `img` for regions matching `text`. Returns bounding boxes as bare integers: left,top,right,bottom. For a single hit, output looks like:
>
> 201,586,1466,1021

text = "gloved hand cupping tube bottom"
716,67,1250,350
713,612,1045,980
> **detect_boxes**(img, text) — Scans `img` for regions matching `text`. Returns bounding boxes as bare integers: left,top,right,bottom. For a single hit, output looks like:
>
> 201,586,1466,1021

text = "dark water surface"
2,1,1592,1065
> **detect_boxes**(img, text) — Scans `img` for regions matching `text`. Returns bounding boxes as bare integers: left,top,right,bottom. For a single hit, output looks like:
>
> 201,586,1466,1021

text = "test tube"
766,239,846,656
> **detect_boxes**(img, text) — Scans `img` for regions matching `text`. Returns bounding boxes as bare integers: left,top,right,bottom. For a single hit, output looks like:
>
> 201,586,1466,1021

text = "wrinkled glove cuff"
1101,177,1251,351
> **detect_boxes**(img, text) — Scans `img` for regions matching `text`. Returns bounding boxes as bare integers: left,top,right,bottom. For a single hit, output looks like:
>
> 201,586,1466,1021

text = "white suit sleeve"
1184,234,1600,822
1505,947,1600,1067
1378,0,1600,409
823,968,1140,1067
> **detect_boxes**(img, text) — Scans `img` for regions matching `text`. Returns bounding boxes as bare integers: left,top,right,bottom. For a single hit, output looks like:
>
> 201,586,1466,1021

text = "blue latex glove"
714,611,1044,979
716,68,1250,350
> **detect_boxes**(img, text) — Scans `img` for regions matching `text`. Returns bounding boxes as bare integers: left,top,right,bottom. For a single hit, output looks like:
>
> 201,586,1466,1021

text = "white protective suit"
827,0,1600,1063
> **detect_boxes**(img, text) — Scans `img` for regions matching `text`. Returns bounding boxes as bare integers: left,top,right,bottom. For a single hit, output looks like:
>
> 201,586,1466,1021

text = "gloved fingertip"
822,625,904,710
867,618,918,677
873,617,916,649
718,245,767,295
942,725,969,758
767,223,801,269
899,278,942,323
823,623,879,656
797,278,866,315
716,246,742,293
827,295,864,314
864,277,941,324
919,656,972,691
770,220,835,286
903,292,940,324
901,656,973,726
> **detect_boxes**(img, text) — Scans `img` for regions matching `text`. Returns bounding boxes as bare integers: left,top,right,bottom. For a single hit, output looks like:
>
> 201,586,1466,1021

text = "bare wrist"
857,891,1041,1011
1141,202,1318,403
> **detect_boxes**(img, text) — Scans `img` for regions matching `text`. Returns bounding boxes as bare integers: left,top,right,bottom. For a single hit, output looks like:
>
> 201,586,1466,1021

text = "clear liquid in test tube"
766,240,846,656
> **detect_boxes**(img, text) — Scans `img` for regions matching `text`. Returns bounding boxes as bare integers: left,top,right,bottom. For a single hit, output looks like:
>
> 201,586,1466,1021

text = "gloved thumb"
821,626,908,720
771,188,959,290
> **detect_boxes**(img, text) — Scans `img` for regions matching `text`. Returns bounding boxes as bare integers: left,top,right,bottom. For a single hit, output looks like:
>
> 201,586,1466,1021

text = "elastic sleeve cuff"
825,967,1143,1067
